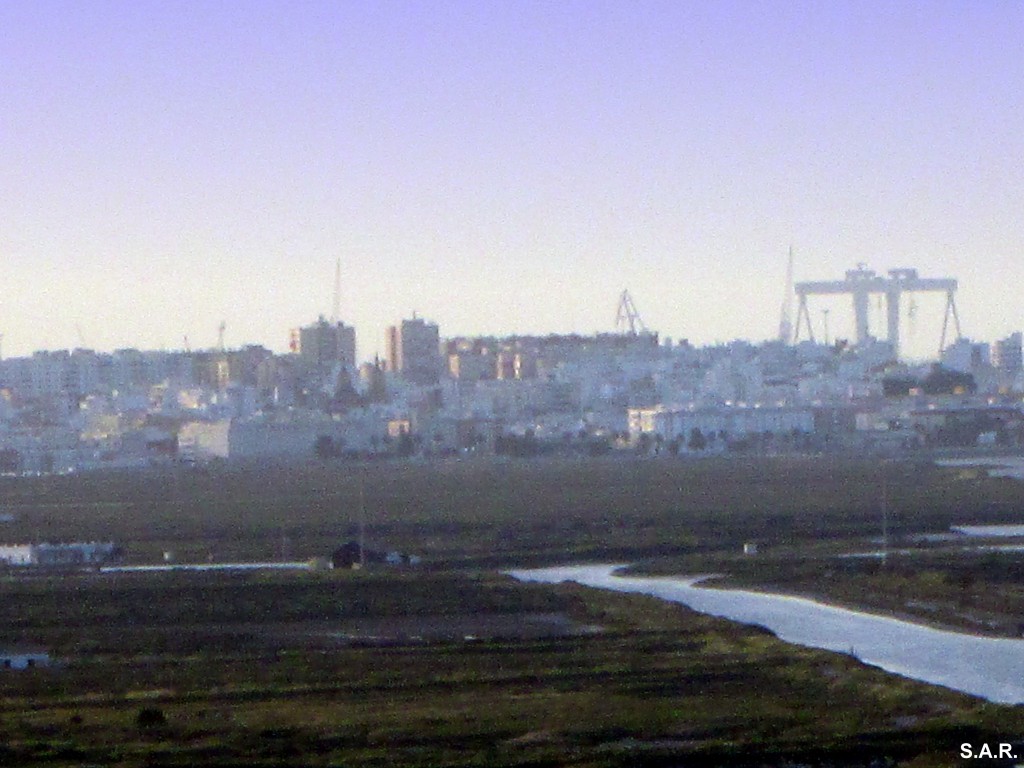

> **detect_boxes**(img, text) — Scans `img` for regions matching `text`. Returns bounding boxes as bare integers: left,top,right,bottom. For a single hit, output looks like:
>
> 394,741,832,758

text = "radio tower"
615,290,648,336
331,258,341,323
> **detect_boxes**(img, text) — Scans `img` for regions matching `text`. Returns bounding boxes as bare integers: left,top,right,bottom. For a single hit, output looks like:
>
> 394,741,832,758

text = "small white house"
0,544,34,566
0,649,50,670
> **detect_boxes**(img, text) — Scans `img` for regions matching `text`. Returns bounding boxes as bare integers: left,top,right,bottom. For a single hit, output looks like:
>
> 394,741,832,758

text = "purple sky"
2,1,1022,360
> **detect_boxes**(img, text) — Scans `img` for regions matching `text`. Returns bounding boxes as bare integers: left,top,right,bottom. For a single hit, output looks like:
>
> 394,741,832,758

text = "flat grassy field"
1,456,1023,766
1,455,1020,566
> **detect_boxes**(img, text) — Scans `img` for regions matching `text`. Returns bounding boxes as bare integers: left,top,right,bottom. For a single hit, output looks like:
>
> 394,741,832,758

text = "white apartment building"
178,418,352,461
628,404,814,443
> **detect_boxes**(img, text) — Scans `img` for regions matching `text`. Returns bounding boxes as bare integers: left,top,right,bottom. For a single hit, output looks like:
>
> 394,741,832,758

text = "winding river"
508,564,1024,704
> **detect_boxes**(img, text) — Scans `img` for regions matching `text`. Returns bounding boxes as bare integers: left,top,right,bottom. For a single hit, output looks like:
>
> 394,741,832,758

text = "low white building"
628,404,814,443
177,420,231,460
178,418,349,461
0,545,34,566
0,542,118,567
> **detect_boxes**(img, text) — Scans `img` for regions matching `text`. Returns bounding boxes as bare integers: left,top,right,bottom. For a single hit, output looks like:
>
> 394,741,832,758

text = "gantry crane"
794,265,961,358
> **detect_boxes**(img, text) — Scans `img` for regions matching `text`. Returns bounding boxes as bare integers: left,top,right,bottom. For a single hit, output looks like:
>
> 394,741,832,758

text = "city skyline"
3,1,1023,361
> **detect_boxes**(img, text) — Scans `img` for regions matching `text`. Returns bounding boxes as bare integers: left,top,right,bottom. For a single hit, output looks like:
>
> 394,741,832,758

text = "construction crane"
794,265,961,358
615,290,648,336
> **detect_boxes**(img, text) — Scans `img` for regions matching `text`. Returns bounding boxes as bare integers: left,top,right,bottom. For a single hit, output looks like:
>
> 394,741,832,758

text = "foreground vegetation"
1,456,1024,765
1,569,1019,767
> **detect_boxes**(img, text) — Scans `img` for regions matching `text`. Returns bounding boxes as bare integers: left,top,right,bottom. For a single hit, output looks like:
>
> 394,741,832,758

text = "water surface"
509,564,1024,704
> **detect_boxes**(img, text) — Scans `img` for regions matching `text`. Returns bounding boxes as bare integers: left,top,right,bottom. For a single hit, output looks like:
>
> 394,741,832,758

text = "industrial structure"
777,247,795,344
615,290,648,336
793,265,961,358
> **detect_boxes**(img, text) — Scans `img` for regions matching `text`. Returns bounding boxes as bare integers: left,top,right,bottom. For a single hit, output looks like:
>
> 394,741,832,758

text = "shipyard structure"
791,265,961,358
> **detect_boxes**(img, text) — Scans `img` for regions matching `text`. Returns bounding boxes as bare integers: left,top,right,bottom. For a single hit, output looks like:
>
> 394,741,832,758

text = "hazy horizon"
4,1,1022,361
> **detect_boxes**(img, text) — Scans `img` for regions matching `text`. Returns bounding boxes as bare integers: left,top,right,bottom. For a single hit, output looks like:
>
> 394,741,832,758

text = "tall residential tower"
298,316,356,370
385,316,441,385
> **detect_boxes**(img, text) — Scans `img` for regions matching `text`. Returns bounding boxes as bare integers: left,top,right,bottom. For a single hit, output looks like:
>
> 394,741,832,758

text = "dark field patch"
1,456,1021,567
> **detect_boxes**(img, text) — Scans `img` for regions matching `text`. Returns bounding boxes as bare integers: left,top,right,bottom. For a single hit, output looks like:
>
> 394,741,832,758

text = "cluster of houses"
0,329,1020,471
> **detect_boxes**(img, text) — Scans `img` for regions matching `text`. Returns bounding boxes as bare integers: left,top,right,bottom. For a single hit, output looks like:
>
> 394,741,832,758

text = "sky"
2,0,1023,362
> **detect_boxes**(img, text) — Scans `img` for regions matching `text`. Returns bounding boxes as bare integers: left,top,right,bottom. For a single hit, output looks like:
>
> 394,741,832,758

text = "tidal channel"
508,564,1024,704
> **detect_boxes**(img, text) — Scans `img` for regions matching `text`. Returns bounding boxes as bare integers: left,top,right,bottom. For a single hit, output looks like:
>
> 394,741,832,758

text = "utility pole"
280,525,290,562
880,464,890,567
358,475,366,569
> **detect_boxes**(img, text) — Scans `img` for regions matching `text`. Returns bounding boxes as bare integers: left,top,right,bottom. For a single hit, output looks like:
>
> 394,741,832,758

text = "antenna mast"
331,258,341,323
615,290,648,336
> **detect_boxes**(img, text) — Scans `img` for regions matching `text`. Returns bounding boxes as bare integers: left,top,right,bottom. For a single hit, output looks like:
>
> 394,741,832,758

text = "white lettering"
961,742,1018,759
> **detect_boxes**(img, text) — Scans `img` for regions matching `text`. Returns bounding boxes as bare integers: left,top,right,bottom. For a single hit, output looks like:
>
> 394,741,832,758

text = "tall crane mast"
778,246,795,344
